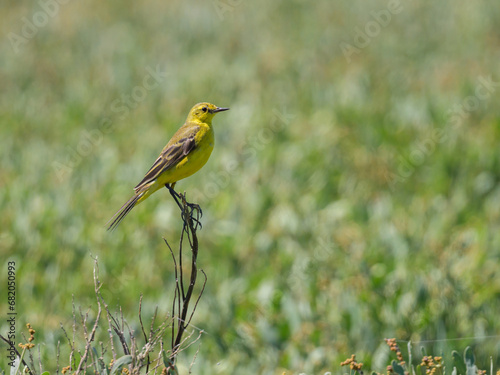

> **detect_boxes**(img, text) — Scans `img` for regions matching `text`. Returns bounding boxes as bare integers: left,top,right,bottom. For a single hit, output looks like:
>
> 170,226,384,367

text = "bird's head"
187,102,229,123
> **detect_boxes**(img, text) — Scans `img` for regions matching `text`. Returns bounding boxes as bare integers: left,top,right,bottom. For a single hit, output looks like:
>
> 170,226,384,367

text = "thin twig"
138,294,151,374
107,307,129,355
72,295,76,370
99,292,118,361
56,340,60,375
74,259,102,375
189,343,201,374
152,340,165,375
38,344,42,374
179,220,186,299
186,270,207,328
165,237,181,352
169,192,203,364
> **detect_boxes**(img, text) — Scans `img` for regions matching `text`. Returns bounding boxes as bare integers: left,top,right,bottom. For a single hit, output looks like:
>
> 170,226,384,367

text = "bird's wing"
134,125,199,192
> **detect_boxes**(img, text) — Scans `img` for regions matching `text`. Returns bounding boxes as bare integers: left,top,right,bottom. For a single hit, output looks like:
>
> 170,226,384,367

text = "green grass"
1,0,500,373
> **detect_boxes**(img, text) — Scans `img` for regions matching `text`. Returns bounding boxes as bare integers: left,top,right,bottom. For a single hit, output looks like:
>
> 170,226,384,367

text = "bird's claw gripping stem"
166,184,203,230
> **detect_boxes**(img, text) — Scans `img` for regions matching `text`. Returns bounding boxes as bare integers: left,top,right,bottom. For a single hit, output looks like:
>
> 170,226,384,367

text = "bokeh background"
1,0,500,373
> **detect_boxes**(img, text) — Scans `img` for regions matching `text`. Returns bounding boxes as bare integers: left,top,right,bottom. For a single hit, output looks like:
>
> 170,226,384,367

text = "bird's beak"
210,107,230,114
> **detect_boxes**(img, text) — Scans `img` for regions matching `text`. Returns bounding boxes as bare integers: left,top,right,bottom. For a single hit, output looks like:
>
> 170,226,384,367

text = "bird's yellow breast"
158,123,214,185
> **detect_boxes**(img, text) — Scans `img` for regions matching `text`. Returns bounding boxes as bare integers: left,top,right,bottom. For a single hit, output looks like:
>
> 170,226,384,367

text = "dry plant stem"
188,334,205,375
164,238,180,351
138,294,152,374
105,315,117,362
174,203,197,353
152,340,165,375
74,258,102,375
99,290,122,360
60,323,74,369
72,296,76,369
0,196,205,374
99,342,107,370
130,325,137,368
37,345,42,374
186,270,207,329
109,310,130,355
146,307,160,371
166,191,206,366
90,343,99,375
56,340,61,375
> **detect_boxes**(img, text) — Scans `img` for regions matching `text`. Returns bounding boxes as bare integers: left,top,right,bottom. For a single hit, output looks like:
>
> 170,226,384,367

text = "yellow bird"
107,102,229,230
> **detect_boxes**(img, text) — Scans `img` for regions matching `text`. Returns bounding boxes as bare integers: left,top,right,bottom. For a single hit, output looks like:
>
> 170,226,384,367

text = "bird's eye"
202,107,208,112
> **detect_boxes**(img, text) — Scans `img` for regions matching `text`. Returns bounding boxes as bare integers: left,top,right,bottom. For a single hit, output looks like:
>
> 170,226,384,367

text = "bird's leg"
165,183,203,229
180,195,203,230
165,183,183,211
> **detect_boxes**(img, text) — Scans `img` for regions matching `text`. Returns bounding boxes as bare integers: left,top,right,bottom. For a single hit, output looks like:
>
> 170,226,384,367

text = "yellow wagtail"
107,102,229,230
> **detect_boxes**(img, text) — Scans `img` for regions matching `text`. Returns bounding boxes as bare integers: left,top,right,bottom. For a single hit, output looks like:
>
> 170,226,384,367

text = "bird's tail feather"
106,194,142,231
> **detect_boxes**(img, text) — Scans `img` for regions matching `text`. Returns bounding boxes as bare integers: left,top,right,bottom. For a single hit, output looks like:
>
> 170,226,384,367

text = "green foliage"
110,355,132,375
1,0,500,373
391,360,406,375
452,347,478,375
344,343,488,375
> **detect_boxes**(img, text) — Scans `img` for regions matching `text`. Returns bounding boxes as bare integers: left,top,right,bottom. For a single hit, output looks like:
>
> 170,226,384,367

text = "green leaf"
9,357,20,375
91,347,108,375
392,360,406,375
162,352,178,375
452,350,466,375
99,362,109,375
162,350,170,367
407,341,412,373
110,355,132,375
464,346,474,367
41,372,50,375
464,347,475,375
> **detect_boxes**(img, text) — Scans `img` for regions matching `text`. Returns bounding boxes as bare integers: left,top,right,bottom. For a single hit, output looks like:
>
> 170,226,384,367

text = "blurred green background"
1,0,500,373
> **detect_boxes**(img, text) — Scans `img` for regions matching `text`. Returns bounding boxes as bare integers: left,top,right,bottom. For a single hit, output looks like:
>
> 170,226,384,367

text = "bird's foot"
182,198,203,230
166,183,202,230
